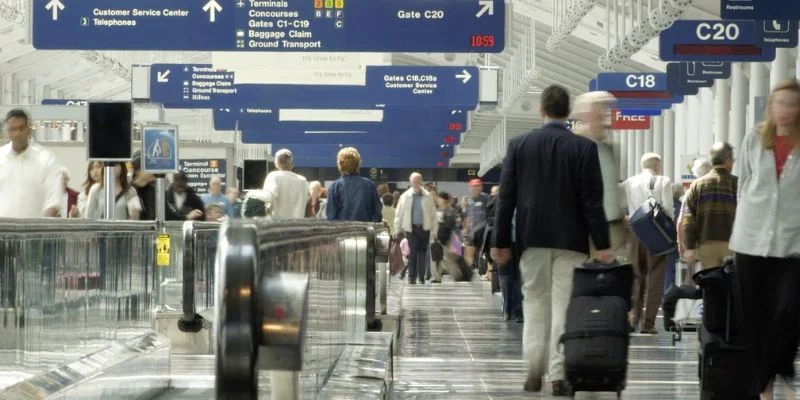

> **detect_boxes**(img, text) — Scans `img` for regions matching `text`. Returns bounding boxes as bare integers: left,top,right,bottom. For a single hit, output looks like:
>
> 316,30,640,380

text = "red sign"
610,109,651,130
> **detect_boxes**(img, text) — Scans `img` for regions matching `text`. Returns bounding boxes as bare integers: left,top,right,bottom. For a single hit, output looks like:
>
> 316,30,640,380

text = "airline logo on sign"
610,109,650,130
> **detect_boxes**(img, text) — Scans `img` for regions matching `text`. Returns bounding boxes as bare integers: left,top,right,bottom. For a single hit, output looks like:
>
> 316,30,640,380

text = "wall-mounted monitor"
243,159,268,190
87,101,133,161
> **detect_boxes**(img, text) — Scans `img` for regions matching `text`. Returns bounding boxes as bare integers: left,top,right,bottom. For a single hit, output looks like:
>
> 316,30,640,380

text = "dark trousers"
630,234,667,330
407,226,430,283
664,249,678,294
735,252,800,393
498,243,522,318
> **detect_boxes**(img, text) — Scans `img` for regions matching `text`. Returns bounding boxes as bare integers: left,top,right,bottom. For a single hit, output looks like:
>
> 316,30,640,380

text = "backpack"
241,196,267,218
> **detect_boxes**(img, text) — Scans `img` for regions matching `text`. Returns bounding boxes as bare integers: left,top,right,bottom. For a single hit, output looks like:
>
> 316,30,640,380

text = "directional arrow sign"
32,0,505,53
202,0,222,23
151,64,480,108
455,70,472,84
156,70,170,83
44,0,64,21
214,106,468,133
476,0,494,18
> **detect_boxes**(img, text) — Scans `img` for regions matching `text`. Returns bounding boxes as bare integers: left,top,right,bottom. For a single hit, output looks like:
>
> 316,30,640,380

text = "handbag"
448,232,462,256
389,239,405,276
629,176,677,256
430,241,444,262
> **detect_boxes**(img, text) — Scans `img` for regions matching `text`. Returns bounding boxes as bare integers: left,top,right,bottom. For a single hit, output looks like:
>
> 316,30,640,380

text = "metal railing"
215,219,387,400
0,219,158,390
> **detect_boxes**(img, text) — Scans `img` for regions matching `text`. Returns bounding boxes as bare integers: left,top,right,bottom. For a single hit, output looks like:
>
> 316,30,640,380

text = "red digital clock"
471,35,495,48
673,44,761,56
443,135,457,144
609,91,672,99
436,161,446,168
448,122,463,131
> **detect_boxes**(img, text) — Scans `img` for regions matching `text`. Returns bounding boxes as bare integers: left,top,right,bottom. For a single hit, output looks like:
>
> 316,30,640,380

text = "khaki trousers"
629,232,667,331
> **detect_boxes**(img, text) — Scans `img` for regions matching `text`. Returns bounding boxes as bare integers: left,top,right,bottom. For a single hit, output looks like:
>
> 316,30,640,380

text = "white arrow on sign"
476,0,494,18
157,70,171,83
203,0,222,23
455,69,472,84
45,0,65,21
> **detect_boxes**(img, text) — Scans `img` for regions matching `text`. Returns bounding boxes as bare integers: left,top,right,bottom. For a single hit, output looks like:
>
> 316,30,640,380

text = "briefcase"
629,177,677,256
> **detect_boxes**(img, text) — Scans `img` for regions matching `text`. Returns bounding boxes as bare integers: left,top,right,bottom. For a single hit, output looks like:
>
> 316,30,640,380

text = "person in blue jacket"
326,147,382,222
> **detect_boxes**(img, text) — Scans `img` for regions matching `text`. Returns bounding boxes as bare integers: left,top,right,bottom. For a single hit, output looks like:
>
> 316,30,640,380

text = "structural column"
770,47,793,89
714,79,731,143
699,87,715,154
748,62,769,130
619,130,628,180
627,130,637,178
644,125,654,153
686,95,701,156
636,129,646,157
612,129,623,180
674,102,687,182
730,63,748,150
653,116,664,157
663,110,676,182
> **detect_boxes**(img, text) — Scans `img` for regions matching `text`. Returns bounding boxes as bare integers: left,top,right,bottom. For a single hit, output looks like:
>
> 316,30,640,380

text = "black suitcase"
693,260,741,336
571,260,634,310
561,296,629,397
699,325,758,400
695,258,759,400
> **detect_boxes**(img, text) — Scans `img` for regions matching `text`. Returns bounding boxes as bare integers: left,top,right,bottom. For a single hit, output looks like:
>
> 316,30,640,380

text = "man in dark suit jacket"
491,85,613,396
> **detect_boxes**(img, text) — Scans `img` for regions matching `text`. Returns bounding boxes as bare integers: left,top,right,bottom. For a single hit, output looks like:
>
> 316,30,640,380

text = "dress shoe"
523,373,542,392
552,380,574,397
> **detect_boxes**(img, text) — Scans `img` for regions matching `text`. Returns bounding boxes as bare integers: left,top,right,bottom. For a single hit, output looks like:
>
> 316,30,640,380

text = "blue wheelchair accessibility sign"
142,126,179,174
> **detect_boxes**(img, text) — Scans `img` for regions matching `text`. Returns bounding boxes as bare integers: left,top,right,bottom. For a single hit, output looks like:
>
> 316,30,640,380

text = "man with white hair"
621,152,675,334
201,176,234,217
250,149,309,218
395,172,438,284
573,91,626,258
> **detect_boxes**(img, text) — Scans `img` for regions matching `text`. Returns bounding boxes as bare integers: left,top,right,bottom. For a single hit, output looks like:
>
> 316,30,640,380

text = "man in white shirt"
0,109,62,218
621,152,674,334
394,172,438,284
252,149,309,219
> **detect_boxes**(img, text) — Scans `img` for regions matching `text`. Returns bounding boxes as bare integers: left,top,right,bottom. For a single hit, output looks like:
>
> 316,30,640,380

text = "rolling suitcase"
695,258,759,400
562,259,633,397
571,259,634,308
561,295,629,398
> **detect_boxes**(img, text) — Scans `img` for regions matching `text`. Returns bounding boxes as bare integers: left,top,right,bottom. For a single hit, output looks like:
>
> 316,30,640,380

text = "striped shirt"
682,167,738,250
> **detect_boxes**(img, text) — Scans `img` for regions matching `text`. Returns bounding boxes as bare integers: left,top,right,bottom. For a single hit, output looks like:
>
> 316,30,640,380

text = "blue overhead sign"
596,73,668,92
32,0,505,53
667,62,714,96
150,64,480,108
41,99,87,106
214,106,467,133
721,0,800,21
141,126,179,174
617,108,662,116
241,130,461,145
660,20,779,62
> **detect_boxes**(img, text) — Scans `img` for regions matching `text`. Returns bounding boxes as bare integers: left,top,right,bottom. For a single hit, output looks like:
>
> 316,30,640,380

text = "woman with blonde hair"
731,78,800,400
326,147,382,222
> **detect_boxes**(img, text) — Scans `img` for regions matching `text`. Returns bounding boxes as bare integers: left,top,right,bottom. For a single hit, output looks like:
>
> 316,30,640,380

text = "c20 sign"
695,22,741,41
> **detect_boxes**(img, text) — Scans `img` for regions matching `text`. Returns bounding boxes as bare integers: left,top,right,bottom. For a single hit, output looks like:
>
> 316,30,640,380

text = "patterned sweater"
682,167,738,250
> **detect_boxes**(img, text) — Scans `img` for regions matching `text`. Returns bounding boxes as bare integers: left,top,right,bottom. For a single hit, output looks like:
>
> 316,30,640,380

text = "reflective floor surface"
386,277,800,399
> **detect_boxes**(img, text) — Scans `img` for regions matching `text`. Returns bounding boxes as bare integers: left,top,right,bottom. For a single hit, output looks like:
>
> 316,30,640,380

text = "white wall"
41,141,236,190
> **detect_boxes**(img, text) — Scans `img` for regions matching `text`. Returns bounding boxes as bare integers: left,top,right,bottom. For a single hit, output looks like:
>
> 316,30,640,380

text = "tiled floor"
386,277,791,399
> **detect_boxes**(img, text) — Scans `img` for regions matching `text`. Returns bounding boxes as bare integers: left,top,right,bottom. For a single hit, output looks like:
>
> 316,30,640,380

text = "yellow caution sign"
156,234,170,267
